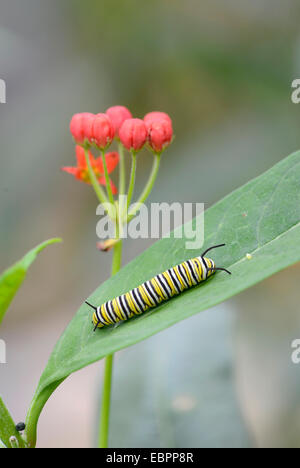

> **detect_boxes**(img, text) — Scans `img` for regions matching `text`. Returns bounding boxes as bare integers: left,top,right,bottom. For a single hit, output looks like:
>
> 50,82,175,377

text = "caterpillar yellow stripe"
86,244,231,330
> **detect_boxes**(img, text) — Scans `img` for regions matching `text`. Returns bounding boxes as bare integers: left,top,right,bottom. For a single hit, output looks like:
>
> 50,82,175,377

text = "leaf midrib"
230,220,300,267
36,219,300,395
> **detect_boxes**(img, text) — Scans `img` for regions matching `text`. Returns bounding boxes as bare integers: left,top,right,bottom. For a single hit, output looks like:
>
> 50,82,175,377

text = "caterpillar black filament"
86,244,231,330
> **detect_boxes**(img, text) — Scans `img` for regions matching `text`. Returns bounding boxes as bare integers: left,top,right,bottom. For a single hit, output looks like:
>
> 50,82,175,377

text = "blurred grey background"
1,0,300,448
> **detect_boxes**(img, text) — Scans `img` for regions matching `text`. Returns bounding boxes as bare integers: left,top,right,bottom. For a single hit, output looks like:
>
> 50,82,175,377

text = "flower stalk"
83,148,108,206
64,107,173,449
101,150,115,205
118,142,126,196
127,153,161,222
99,229,122,448
127,151,137,210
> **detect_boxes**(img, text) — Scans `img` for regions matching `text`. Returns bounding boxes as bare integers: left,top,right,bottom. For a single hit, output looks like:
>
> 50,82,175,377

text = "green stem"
127,152,161,222
101,151,115,205
84,148,108,206
84,145,121,447
126,151,137,211
118,142,126,197
98,354,114,448
98,227,122,448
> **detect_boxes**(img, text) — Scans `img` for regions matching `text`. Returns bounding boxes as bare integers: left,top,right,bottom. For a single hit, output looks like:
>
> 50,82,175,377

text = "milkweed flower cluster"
68,106,173,155
63,105,173,243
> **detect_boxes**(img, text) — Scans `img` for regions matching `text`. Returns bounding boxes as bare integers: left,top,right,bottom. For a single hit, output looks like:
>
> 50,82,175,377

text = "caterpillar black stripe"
86,244,231,330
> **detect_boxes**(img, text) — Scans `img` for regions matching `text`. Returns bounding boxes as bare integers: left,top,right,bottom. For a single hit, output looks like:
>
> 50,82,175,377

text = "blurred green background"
1,0,300,448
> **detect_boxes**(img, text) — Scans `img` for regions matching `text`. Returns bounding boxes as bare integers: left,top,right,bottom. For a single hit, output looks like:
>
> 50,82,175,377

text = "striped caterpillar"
86,244,231,330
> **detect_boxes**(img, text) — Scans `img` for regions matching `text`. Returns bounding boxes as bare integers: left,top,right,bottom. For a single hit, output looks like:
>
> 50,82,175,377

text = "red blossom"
144,111,172,128
106,106,132,137
147,119,173,153
119,118,147,151
91,113,115,149
62,146,119,194
82,113,96,142
70,112,115,149
70,112,95,144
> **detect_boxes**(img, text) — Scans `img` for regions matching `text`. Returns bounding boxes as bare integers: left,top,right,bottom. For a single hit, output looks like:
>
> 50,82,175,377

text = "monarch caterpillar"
86,244,231,330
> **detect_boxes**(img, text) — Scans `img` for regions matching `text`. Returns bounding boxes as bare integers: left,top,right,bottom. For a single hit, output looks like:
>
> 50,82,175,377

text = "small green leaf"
0,238,62,326
26,151,300,447
0,397,25,448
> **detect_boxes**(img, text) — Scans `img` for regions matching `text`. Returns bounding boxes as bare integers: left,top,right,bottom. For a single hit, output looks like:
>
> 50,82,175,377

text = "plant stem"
126,151,137,211
85,144,122,448
84,148,108,206
98,354,114,448
101,151,115,205
118,142,126,196
98,224,122,448
127,152,161,222
87,158,122,448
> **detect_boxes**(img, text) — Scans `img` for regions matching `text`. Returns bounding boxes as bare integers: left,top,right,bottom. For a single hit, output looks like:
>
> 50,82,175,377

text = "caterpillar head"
85,301,105,330
92,309,104,329
205,258,216,278
200,244,231,277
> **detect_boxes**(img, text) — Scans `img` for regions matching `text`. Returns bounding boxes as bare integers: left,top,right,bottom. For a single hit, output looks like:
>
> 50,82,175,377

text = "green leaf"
26,150,300,447
0,397,25,448
0,239,62,326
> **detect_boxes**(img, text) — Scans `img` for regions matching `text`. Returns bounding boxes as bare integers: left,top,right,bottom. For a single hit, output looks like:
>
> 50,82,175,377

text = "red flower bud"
147,119,173,153
106,105,132,137
70,112,95,144
119,118,147,151
144,111,172,128
82,113,96,142
90,113,115,149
